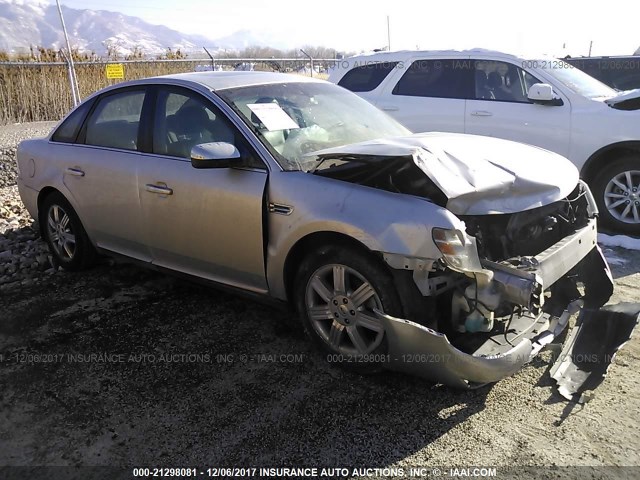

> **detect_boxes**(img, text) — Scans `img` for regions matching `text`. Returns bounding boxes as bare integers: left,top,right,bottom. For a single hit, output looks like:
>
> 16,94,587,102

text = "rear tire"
40,192,96,271
591,156,640,235
293,244,403,373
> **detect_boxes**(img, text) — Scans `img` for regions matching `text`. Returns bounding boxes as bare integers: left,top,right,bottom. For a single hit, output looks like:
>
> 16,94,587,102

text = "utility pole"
56,0,80,106
588,40,593,57
203,46,215,71
300,49,313,77
387,16,391,51
58,49,76,107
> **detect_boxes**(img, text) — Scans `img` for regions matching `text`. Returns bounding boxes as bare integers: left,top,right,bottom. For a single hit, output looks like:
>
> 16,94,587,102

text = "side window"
473,60,542,103
51,100,93,143
338,62,399,92
522,70,542,92
392,59,471,99
84,90,145,150
153,87,264,169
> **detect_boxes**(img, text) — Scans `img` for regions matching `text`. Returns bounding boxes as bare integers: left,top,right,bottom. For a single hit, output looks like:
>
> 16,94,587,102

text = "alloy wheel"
604,170,640,224
305,264,385,356
46,204,77,261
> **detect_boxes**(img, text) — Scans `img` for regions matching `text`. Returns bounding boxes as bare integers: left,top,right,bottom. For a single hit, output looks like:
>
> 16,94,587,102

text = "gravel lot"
0,123,639,479
0,122,56,189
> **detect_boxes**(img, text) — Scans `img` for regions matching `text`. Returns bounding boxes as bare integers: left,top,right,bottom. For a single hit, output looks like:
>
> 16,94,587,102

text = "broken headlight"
432,228,483,272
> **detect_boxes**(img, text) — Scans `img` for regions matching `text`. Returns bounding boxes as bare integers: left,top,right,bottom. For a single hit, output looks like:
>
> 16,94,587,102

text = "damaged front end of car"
379,182,639,401
312,134,638,400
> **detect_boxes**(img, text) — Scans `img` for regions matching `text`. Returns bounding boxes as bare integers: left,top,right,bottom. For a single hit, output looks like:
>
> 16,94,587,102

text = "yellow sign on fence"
105,63,124,79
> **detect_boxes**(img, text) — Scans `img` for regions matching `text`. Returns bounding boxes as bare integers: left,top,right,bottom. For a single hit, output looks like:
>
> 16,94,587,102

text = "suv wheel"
592,156,640,235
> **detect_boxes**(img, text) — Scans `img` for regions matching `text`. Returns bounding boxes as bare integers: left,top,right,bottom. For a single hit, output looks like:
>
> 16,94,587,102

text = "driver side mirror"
527,83,564,106
190,142,241,169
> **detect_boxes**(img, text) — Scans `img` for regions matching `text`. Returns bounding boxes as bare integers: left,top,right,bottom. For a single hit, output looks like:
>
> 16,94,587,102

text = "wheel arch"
36,186,64,232
282,231,389,304
37,186,97,270
282,230,435,333
581,141,640,183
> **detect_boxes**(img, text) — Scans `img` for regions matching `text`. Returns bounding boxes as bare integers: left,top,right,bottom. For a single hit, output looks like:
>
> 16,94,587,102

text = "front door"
465,59,572,157
137,86,268,292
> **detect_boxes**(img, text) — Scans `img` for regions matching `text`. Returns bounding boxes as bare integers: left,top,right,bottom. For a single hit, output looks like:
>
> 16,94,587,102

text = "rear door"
374,57,472,133
63,87,151,261
465,58,572,157
137,85,268,292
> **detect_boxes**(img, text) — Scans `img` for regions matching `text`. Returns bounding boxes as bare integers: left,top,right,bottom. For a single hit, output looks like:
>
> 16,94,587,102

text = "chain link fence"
0,58,336,124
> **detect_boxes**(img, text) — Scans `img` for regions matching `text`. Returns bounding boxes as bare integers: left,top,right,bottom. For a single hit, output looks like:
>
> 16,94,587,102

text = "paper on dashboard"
247,103,300,131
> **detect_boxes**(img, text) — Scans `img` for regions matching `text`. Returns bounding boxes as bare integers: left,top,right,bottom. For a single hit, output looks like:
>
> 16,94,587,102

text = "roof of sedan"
158,71,325,90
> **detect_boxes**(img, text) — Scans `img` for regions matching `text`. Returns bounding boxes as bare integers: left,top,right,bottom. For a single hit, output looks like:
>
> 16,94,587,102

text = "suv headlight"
432,227,483,272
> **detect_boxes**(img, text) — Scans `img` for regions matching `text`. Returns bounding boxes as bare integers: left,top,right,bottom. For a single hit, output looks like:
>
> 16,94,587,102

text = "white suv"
329,49,640,234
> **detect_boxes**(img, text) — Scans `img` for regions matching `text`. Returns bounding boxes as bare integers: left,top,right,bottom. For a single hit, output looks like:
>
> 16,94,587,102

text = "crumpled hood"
314,132,579,215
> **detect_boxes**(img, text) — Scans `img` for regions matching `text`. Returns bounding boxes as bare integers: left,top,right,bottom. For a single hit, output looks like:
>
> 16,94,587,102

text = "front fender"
265,171,461,300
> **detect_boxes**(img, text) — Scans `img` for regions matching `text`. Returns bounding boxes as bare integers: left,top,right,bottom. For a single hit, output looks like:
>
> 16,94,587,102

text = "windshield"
536,60,616,98
217,82,410,171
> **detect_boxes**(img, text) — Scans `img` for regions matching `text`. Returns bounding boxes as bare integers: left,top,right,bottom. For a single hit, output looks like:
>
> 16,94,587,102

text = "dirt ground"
0,242,639,478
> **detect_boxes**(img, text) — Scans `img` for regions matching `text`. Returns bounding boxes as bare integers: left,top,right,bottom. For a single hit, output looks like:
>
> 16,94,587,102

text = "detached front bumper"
377,312,533,388
379,298,639,401
377,300,579,389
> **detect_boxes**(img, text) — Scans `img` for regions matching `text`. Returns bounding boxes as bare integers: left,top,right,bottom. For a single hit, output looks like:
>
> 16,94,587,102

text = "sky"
45,0,640,56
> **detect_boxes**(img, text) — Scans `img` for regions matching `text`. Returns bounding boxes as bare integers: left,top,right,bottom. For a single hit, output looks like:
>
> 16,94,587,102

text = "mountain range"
0,0,290,57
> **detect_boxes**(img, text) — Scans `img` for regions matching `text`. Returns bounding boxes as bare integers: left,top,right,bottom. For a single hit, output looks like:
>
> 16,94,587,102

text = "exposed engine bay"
443,181,601,341
315,155,448,207
399,178,608,348
461,182,592,261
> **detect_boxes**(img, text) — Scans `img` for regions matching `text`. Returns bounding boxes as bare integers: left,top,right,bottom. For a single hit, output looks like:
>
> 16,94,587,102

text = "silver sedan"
16,72,634,399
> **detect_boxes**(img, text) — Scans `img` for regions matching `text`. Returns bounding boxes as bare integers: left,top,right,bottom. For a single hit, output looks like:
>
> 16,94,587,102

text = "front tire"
592,156,640,235
294,245,402,372
41,192,96,271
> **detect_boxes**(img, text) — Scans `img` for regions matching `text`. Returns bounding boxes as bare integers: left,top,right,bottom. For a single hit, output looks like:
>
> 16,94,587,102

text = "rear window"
51,100,93,143
338,62,399,92
392,59,471,99
83,90,145,151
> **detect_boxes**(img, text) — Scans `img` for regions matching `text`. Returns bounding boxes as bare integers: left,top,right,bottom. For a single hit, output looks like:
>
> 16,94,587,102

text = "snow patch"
598,233,640,251
602,249,628,266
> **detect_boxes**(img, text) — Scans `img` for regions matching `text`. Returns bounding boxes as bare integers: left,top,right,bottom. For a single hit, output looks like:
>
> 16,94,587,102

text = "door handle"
145,184,173,195
470,110,493,117
380,105,399,111
65,167,85,177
